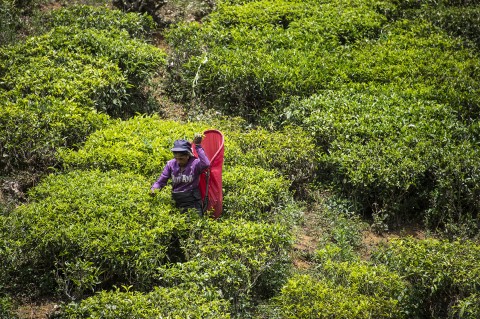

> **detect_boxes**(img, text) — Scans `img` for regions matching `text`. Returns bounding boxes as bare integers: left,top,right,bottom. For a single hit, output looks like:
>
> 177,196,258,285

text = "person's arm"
195,144,210,173
150,162,171,193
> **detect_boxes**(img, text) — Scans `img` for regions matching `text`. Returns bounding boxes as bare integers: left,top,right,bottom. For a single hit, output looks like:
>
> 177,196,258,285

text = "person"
150,134,210,215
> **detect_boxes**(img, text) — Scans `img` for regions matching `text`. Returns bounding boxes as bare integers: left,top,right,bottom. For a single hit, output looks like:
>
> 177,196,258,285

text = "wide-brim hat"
171,139,193,156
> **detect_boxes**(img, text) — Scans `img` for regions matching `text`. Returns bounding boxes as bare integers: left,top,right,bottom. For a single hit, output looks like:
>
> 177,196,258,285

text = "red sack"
192,130,224,218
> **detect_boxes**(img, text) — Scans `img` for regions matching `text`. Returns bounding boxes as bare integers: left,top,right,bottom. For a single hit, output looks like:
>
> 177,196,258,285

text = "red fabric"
192,130,224,218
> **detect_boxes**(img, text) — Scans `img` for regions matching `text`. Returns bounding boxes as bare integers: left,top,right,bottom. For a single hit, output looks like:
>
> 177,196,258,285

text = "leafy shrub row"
61,285,230,318
312,258,410,317
0,97,109,173
158,218,292,313
0,163,296,312
421,5,480,49
224,125,316,190
59,115,316,193
0,170,182,298
340,20,480,120
372,237,480,318
281,87,480,233
0,115,303,316
223,165,296,222
1,25,165,112
273,273,404,319
386,0,480,46
59,116,208,178
0,6,166,174
165,0,389,117
274,233,480,318
164,1,480,146
46,5,156,39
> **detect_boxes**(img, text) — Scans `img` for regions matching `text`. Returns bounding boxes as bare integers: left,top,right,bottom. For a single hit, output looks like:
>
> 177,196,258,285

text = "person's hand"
149,189,156,197
193,133,203,145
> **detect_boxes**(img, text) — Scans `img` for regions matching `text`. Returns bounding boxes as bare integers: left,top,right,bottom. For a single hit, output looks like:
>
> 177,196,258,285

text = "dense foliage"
1,115,303,315
0,5,165,174
283,88,480,234
372,238,480,318
165,0,480,236
61,285,230,318
2,0,480,318
165,0,390,116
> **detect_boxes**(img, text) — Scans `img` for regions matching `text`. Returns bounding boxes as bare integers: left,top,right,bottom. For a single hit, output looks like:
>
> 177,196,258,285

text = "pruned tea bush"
341,20,480,120
224,125,316,189
46,5,156,39
274,273,405,318
313,258,410,315
1,26,166,115
281,86,480,233
59,116,208,177
0,96,109,173
449,293,480,319
0,170,187,298
165,0,389,117
222,165,297,223
372,237,480,318
60,285,230,319
60,115,315,192
158,218,293,312
0,13,165,174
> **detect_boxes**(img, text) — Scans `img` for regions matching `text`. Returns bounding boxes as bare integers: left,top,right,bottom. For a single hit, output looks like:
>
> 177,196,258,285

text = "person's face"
173,152,190,167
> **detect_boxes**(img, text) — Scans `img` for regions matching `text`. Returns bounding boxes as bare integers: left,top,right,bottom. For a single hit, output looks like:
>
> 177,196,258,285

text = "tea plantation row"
165,0,480,237
1,1,480,318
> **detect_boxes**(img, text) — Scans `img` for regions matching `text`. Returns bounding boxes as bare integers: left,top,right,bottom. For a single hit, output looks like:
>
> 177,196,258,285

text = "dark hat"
171,139,193,155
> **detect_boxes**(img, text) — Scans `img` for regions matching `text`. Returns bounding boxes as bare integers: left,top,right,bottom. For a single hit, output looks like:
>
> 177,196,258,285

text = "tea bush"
0,96,110,173
424,5,480,49
59,116,208,177
60,285,230,318
59,115,316,191
274,274,405,319
224,125,316,189
222,165,296,223
165,0,480,126
426,142,480,238
158,218,293,313
1,26,166,115
0,12,165,173
449,294,480,319
46,5,156,39
281,86,480,233
165,0,389,116
313,258,411,315
0,170,187,298
341,20,480,120
372,237,480,318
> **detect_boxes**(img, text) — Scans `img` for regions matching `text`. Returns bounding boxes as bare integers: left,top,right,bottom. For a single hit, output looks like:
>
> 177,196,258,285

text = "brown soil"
292,208,322,270
292,207,427,270
15,301,61,319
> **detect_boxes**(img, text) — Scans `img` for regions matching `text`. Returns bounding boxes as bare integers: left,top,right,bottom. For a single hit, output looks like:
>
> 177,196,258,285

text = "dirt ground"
15,301,61,319
292,207,426,270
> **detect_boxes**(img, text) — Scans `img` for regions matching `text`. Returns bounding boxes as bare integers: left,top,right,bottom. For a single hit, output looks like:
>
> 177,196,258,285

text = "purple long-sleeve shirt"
151,145,210,193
